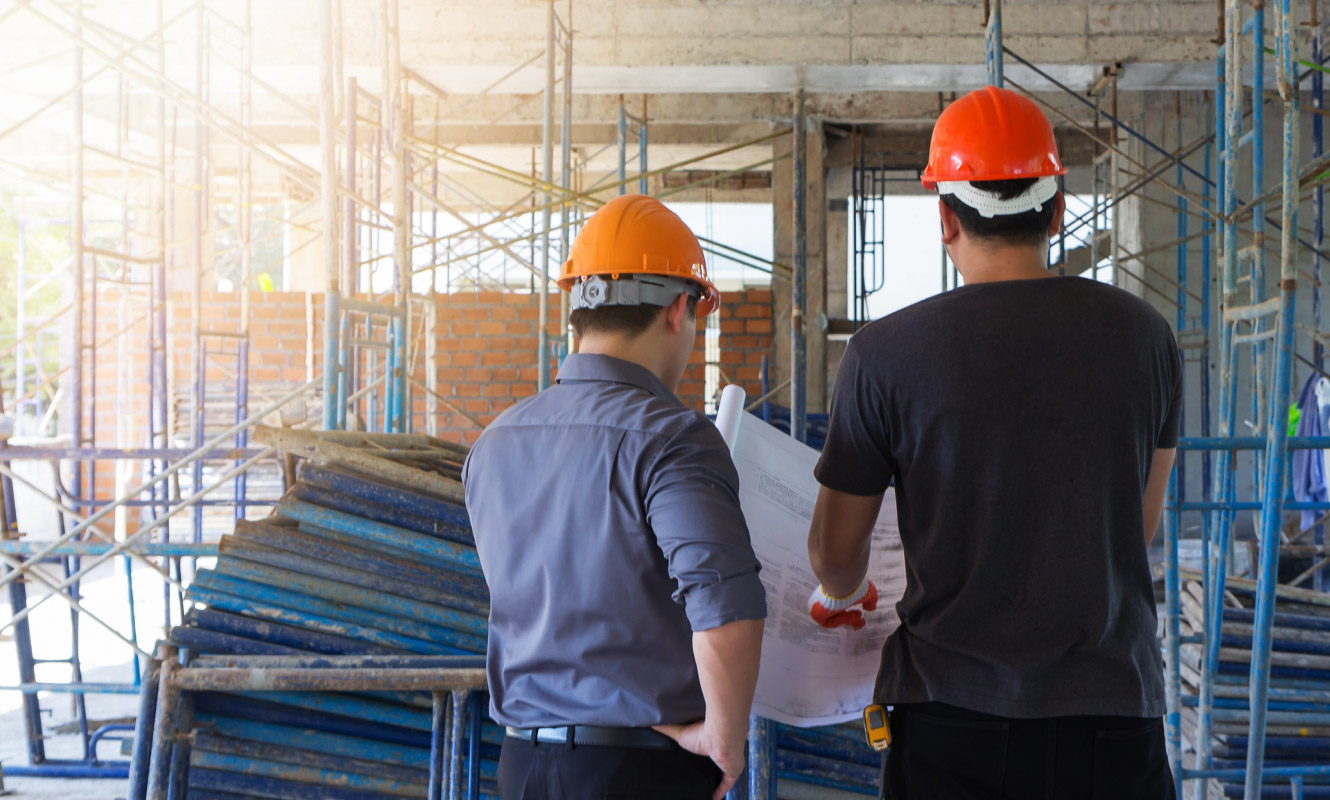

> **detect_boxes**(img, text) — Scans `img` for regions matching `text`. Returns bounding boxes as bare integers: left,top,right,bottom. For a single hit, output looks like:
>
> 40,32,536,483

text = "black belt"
505,725,678,750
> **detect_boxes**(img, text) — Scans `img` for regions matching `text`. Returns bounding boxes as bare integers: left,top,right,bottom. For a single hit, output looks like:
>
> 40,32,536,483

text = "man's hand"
653,720,746,800
657,618,762,800
809,579,879,630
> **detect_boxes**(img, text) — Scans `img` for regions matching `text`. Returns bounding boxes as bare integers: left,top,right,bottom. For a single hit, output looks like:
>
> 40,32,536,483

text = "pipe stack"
131,460,498,799
1180,579,1330,798
130,441,881,798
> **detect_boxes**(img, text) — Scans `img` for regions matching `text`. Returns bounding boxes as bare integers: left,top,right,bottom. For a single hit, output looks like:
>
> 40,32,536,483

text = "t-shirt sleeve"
1156,330,1183,449
644,417,767,632
814,336,896,496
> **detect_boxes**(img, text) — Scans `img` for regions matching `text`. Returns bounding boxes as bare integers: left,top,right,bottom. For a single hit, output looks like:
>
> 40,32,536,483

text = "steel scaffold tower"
0,0,804,784
975,1,1330,797
1159,3,1330,799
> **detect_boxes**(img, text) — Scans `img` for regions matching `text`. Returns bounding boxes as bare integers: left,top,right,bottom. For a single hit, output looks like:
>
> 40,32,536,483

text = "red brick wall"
419,291,556,438
86,287,774,461
678,288,773,412
420,288,774,435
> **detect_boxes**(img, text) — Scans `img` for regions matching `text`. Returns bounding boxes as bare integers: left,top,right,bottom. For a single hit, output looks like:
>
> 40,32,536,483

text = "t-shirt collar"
556,353,680,405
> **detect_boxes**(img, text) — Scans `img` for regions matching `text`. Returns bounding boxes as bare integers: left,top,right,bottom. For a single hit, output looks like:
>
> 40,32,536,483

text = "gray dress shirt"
462,353,767,728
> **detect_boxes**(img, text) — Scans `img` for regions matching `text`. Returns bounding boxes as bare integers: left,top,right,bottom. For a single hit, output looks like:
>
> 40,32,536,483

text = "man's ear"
1047,191,1066,238
939,198,962,246
662,292,689,335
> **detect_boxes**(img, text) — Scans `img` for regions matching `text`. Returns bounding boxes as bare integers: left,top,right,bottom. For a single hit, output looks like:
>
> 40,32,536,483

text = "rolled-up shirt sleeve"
645,417,767,632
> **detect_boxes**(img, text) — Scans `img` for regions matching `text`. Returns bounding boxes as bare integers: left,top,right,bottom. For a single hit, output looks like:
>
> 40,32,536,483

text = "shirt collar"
556,353,680,405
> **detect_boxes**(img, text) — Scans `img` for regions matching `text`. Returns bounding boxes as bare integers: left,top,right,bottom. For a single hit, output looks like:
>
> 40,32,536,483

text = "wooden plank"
1180,592,1330,648
1177,567,1330,609
254,425,464,504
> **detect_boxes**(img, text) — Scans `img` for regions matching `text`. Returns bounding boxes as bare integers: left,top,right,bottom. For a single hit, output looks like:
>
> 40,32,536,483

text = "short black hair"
569,293,698,339
941,177,1058,247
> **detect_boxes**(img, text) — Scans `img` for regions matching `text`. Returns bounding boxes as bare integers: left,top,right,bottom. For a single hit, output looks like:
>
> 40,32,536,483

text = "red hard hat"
560,194,720,316
921,86,1066,189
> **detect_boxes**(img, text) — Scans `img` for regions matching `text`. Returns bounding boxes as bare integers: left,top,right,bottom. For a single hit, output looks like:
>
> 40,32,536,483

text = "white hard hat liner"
936,175,1059,219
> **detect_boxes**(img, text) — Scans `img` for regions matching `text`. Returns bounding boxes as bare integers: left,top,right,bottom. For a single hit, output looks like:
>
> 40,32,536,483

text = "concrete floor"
0,557,171,800
0,668,138,800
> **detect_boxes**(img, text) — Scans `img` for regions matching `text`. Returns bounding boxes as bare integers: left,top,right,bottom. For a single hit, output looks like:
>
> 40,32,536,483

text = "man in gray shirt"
463,194,766,800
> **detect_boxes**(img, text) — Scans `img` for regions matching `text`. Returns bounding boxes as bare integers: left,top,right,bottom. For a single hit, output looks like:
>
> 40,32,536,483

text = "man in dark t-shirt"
806,86,1180,800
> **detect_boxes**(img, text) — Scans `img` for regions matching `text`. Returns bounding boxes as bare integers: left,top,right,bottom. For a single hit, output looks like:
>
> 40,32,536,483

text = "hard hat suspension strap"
569,274,701,312
936,175,1059,219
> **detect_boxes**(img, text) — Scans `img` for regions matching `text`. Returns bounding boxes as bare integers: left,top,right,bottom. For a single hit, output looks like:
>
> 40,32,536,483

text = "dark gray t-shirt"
814,276,1181,719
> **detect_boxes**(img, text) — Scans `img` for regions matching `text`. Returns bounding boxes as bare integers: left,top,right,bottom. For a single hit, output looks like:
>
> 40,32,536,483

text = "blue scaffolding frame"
617,95,649,197
983,1,1330,797
1164,3,1321,798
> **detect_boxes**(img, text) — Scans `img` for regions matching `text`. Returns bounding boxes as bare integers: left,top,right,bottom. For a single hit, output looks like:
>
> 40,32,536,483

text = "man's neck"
955,244,1053,285
576,335,673,389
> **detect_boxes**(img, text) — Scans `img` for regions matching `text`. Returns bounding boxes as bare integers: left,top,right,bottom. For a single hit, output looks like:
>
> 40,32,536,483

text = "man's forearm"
808,486,883,597
810,541,872,597
693,618,763,746
1143,448,1176,547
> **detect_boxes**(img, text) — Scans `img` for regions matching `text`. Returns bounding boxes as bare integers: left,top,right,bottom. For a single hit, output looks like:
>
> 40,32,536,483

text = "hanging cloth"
1292,374,1330,531
1318,378,1330,509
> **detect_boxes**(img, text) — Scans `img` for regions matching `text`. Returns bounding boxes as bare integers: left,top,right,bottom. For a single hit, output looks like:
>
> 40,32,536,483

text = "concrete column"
773,115,827,412
1110,93,1146,300
1114,139,1148,300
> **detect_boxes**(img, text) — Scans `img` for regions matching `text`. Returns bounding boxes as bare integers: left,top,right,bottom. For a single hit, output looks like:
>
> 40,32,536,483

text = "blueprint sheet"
715,387,905,727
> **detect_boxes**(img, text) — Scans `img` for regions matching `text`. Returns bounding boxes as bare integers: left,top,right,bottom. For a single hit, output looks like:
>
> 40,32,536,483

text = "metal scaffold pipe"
791,88,807,445
559,4,573,353
403,130,793,274
406,127,790,212
1194,4,1244,788
1243,1,1299,796
71,0,85,527
385,0,409,432
1250,2,1268,439
618,95,627,195
235,0,254,522
151,0,170,613
319,0,340,429
1,443,279,637
537,0,556,392
345,76,358,295
0,378,317,598
984,0,1002,87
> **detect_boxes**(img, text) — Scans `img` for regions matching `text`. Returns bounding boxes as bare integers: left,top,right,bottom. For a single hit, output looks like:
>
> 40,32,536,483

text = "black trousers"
882,702,1177,800
498,735,723,800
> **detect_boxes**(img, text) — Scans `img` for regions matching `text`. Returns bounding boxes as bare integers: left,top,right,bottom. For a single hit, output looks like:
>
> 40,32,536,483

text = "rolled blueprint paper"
714,384,747,453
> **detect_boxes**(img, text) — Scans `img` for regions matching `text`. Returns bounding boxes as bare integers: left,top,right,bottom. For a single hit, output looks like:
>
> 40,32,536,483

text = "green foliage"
211,202,286,291
0,179,71,402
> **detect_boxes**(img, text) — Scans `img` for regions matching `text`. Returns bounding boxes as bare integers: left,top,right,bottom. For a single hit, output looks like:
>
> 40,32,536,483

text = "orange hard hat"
560,194,720,316
921,85,1066,190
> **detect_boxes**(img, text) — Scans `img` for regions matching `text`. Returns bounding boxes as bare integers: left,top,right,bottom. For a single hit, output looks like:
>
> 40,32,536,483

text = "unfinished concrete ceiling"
0,1,1261,197
0,1,1240,100
246,0,1227,93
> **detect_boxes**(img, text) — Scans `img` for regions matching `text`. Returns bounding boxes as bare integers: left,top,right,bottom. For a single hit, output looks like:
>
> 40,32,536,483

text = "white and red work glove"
808,580,878,630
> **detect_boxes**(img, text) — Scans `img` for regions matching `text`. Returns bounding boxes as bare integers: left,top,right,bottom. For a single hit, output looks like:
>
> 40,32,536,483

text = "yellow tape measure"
863,704,891,751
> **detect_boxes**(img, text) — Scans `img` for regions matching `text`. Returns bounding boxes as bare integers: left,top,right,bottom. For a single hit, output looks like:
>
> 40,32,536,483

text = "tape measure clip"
863,704,890,752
